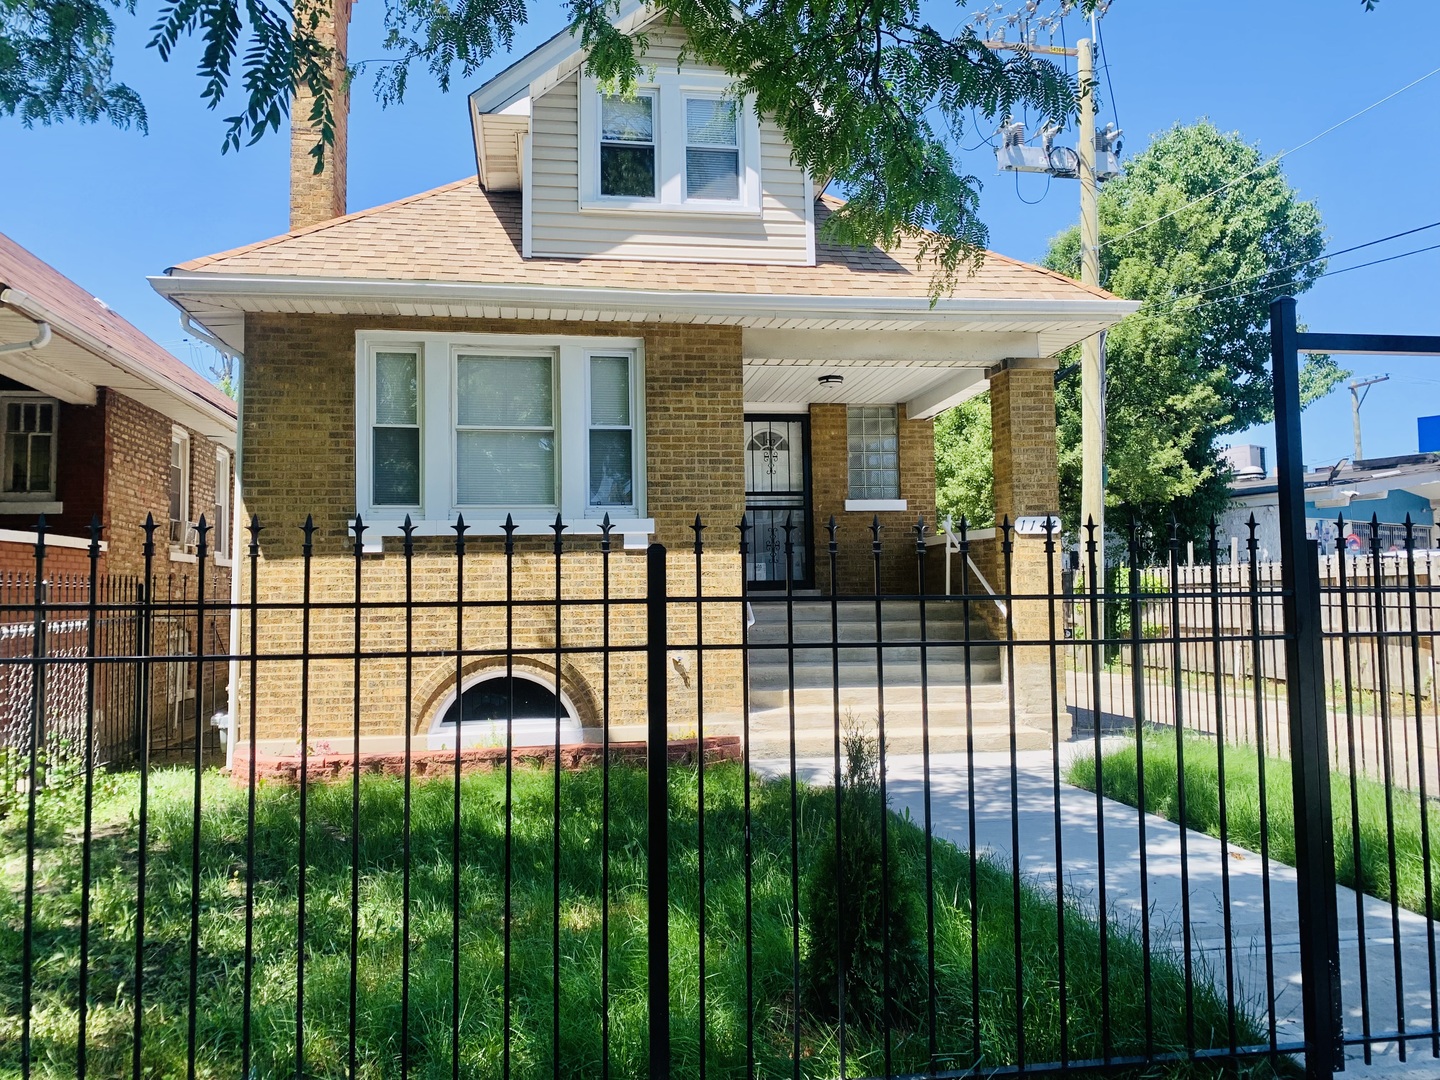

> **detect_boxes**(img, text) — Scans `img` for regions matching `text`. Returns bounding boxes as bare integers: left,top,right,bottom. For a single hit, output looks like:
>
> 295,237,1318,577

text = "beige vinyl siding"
528,61,813,265
479,114,528,191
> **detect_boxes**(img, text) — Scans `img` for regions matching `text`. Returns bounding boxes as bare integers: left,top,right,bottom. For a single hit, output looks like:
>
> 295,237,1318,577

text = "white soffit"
743,360,987,418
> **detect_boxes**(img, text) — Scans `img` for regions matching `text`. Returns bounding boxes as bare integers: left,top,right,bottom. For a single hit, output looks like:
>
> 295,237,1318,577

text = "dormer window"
600,93,657,198
579,74,760,215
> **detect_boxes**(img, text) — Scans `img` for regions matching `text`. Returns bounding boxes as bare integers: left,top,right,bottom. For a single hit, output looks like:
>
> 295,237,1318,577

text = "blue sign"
1421,415,1440,454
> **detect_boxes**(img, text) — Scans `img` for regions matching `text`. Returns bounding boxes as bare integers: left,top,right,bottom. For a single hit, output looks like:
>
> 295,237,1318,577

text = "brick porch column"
988,358,1067,740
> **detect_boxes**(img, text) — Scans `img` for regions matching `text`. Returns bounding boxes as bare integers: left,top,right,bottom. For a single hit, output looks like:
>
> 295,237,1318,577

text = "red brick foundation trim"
228,735,743,784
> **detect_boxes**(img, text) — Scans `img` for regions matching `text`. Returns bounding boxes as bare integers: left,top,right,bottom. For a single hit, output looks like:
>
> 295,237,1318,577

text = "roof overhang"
1,288,235,443
152,271,1139,365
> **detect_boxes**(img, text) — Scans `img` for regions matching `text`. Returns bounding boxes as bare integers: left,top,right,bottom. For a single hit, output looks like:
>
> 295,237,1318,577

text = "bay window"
356,332,647,534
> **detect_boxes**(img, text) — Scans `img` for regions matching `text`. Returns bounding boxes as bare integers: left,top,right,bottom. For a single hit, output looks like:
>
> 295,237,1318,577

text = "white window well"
578,74,760,213
0,394,59,510
355,332,650,537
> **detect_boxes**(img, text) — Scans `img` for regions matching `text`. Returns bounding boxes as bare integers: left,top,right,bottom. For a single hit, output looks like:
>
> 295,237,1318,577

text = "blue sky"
2,0,1437,468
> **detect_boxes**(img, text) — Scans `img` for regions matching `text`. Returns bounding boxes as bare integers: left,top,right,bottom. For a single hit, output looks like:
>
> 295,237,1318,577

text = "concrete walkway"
756,744,1440,1077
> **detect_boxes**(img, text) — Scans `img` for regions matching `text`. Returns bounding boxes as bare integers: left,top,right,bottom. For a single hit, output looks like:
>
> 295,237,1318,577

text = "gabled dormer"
469,8,817,265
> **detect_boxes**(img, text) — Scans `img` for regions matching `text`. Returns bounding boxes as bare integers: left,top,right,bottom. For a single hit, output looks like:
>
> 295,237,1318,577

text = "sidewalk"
758,745,1440,1076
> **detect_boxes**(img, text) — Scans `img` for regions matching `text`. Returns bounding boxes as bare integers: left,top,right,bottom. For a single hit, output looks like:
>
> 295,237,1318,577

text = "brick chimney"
290,0,353,231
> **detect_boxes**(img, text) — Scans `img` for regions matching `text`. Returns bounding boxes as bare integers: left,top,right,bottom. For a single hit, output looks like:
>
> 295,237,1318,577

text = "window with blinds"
372,351,421,507
356,334,644,525
847,406,900,500
684,97,739,201
455,354,557,507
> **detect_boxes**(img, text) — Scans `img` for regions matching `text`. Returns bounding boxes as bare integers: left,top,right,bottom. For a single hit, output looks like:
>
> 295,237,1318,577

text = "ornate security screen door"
743,415,812,588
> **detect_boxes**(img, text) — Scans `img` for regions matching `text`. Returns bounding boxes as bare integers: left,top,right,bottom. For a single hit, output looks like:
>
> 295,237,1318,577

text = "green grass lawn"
2,761,1279,1078
1068,731,1440,922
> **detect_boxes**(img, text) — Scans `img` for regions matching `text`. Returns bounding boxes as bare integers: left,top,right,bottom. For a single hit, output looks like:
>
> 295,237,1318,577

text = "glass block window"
455,354,556,507
847,406,900,500
600,93,657,198
685,97,739,200
588,354,634,509
2,397,57,497
372,351,421,506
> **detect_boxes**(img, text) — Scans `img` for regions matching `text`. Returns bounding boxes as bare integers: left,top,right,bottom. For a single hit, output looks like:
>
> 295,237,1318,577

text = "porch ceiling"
743,359,989,418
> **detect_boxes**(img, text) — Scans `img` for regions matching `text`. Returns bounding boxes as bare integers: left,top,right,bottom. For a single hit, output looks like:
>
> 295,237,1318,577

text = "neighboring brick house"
0,232,237,761
153,3,1136,760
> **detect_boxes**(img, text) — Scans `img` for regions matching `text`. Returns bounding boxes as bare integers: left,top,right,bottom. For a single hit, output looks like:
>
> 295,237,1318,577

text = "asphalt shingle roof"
172,181,1116,305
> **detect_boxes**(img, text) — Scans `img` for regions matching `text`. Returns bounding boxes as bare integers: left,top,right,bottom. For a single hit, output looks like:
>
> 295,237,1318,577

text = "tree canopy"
936,120,1349,540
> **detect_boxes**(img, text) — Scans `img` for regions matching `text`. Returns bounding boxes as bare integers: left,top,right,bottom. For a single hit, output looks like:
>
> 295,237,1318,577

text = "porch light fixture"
817,374,844,385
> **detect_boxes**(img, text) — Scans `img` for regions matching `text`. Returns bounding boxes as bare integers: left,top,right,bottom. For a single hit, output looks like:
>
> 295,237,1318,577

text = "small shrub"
801,719,925,1031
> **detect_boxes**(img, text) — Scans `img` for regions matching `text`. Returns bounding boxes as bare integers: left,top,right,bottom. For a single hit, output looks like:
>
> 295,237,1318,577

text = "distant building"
1221,446,1439,558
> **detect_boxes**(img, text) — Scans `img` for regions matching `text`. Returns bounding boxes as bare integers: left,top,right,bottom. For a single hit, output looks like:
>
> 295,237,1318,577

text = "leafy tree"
11,0,1088,286
934,393,992,528
1044,121,1347,539
934,121,1348,540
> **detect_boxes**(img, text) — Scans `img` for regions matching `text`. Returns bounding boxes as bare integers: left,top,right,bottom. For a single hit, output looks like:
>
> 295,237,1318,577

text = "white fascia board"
152,273,1141,329
5,287,235,435
468,0,649,114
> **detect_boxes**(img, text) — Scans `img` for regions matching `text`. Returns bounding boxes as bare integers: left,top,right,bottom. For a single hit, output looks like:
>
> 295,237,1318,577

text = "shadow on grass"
2,761,1285,1078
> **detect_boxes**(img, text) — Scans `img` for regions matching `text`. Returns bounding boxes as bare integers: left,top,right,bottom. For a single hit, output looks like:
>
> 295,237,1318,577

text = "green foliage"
1,0,147,129
1044,121,1345,539
934,393,993,529
1068,731,1440,924
802,720,925,1030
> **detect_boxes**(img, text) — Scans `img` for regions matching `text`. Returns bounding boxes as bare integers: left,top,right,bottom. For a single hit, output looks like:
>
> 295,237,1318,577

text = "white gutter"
1,287,237,434
152,272,1140,327
0,314,52,355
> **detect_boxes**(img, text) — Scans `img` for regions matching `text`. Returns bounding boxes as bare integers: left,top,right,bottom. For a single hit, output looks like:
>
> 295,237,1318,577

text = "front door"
743,414,813,589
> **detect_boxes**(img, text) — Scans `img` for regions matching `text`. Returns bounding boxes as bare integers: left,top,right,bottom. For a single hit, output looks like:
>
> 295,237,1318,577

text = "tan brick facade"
237,314,746,750
987,360,1065,733
808,403,938,594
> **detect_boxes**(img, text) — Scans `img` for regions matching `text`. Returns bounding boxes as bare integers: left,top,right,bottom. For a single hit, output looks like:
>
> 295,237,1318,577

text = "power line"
1094,15,1119,135
1171,219,1440,306
1099,63,1440,250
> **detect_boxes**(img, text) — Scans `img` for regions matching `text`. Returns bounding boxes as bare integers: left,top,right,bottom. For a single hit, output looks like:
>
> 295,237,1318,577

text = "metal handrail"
941,516,1007,618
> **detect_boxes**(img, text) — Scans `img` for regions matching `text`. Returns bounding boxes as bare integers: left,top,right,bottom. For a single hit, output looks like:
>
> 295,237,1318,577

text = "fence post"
1270,297,1344,1077
646,542,670,1080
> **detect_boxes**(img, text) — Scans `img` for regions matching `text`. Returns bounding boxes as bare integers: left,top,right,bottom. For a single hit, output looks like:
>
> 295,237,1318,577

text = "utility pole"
1077,36,1104,565
1349,374,1389,461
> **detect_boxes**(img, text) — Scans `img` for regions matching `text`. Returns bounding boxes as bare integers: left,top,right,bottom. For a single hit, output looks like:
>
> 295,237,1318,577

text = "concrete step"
745,617,993,645
748,675,1004,710
746,657,1002,695
745,698,1047,757
747,598,993,623
747,643,1002,668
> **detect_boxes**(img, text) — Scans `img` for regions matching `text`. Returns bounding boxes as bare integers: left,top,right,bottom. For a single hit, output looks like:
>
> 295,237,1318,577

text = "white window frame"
364,343,425,513
169,427,194,555
844,405,905,510
578,72,761,215
682,92,743,205
596,88,660,202
355,331,650,538
214,446,232,563
0,392,61,513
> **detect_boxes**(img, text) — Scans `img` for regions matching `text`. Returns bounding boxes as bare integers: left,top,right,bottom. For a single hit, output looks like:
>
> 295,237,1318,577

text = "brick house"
0,232,237,761
152,5,1136,761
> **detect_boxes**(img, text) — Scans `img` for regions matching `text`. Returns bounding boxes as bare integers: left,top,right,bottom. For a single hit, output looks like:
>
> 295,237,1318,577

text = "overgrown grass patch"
1068,731,1440,922
3,761,1280,1078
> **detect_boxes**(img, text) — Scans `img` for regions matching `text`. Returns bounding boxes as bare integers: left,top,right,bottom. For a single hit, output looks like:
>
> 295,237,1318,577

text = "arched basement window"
439,675,574,726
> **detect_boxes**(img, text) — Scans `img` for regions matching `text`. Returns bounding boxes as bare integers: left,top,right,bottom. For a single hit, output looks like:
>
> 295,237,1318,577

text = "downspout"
0,295,53,354
225,348,244,770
